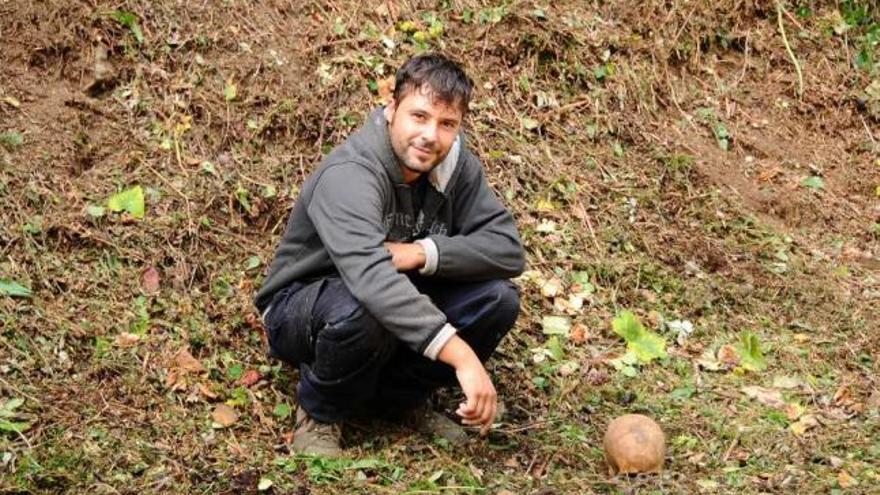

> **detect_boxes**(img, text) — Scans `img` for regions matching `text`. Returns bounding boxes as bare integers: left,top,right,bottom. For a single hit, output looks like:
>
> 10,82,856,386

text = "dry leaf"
741,386,785,408
541,278,563,298
281,431,294,444
783,402,804,421
837,470,856,488
143,266,160,294
115,332,141,347
165,371,179,388
772,375,804,389
833,385,852,406
377,76,395,103
570,323,588,345
198,383,219,399
789,414,819,435
717,344,740,366
174,348,205,373
212,404,239,427
238,369,262,387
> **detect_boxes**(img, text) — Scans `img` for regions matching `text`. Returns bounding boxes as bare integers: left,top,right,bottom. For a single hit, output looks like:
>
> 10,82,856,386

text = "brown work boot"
403,402,469,446
291,406,343,457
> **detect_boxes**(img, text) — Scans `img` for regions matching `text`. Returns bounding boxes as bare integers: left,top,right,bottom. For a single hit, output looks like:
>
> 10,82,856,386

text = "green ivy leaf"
801,176,824,190
735,331,767,372
612,311,667,363
0,279,32,298
273,402,292,419
107,186,145,219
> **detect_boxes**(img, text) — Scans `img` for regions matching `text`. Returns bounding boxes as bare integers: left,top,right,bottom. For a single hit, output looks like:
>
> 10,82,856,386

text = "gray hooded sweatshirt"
254,107,525,359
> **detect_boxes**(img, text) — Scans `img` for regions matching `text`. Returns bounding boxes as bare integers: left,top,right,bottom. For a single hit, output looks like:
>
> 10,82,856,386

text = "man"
254,53,525,456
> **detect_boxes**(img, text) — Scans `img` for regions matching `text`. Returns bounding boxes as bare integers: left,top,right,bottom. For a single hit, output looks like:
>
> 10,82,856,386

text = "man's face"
385,86,463,180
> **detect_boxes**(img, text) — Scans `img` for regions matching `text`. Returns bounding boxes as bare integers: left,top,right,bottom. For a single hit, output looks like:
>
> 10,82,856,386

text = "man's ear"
384,98,397,122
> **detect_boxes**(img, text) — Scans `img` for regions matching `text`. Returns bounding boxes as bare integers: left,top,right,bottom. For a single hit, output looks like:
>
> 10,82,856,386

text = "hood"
353,107,461,194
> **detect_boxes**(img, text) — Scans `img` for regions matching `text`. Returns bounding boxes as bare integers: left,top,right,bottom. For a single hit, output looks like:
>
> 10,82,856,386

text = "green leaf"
521,116,539,130
235,185,251,211
273,402,292,419
110,10,143,44
227,363,243,380
735,331,767,372
0,279,32,298
612,311,667,363
244,256,261,270
801,176,824,190
0,398,30,433
86,205,106,218
541,315,571,336
0,420,30,433
107,186,145,219
0,398,24,414
546,336,564,361
261,184,277,199
130,24,144,44
0,131,24,149
609,351,640,377
224,82,237,102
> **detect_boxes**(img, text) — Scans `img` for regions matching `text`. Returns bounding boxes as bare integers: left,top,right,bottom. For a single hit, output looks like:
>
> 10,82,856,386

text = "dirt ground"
1,1,879,494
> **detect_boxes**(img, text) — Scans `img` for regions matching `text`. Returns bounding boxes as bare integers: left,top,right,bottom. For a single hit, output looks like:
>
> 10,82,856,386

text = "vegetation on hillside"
1,1,878,493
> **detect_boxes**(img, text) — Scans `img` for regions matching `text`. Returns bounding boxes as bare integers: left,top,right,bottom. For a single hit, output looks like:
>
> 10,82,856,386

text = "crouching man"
254,53,525,456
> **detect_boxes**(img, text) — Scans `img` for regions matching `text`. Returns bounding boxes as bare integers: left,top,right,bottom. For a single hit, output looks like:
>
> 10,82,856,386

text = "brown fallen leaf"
115,332,141,347
789,414,820,436
783,402,804,421
174,348,205,373
570,323,588,345
212,404,239,427
198,383,219,399
281,431,294,444
717,344,740,366
165,371,179,388
238,369,262,387
837,470,857,488
377,76,395,103
741,386,785,408
143,266,160,294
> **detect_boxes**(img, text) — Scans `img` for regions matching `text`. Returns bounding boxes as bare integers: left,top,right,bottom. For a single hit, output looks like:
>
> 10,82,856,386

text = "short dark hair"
393,53,474,113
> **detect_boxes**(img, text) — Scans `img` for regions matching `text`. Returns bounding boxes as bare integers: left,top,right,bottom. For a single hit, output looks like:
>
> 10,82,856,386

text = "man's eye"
412,113,426,120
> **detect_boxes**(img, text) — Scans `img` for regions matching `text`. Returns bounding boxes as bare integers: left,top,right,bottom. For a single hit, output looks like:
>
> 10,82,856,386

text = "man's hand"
437,335,497,436
384,241,426,272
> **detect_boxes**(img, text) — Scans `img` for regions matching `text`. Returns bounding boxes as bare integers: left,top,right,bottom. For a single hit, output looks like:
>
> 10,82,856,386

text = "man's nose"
421,122,438,143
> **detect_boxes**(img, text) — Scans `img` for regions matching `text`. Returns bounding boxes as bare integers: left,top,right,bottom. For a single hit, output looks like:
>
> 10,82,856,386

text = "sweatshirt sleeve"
307,163,456,358
426,157,526,280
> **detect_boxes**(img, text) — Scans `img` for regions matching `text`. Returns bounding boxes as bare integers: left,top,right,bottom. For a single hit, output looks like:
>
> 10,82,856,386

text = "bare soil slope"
1,1,878,493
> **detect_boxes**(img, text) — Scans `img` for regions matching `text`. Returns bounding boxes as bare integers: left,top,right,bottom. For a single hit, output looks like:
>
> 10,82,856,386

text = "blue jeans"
263,275,520,423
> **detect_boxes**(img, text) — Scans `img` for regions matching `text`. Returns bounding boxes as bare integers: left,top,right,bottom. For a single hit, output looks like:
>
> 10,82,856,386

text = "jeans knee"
313,306,395,380
489,280,520,324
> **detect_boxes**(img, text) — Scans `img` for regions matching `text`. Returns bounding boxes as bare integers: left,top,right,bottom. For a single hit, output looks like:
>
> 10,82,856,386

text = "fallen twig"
776,1,804,99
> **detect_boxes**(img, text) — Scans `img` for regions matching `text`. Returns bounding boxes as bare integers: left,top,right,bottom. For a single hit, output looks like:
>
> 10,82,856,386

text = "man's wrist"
415,238,439,275
437,334,480,369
